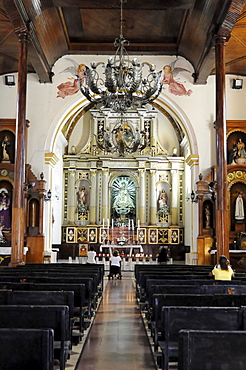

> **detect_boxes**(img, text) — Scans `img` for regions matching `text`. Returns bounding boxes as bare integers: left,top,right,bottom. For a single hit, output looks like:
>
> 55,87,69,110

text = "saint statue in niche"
158,189,168,209
1,136,11,163
0,189,11,231
78,186,87,205
204,205,211,228
77,186,88,214
113,182,135,215
111,176,136,218
235,193,245,221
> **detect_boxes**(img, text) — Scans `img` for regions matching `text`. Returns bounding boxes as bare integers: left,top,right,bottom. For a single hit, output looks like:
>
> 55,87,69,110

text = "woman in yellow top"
211,255,235,280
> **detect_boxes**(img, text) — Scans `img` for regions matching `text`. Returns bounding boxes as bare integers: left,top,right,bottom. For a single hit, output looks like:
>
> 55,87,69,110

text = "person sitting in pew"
210,255,235,280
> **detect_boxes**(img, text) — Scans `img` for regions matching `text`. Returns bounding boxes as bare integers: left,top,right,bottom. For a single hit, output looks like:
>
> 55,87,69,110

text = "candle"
128,219,130,230
138,220,140,229
112,219,114,228
107,219,109,229
131,219,134,229
103,218,105,228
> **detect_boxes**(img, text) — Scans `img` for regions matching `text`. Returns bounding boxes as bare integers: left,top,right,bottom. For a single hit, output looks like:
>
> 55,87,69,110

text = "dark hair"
219,255,229,270
89,246,94,251
113,250,119,257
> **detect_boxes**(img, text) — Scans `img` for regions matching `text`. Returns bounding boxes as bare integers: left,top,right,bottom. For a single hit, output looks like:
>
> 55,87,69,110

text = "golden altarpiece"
61,107,185,259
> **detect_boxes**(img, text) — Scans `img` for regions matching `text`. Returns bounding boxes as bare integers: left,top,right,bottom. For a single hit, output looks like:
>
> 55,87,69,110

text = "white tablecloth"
0,247,28,255
100,244,143,256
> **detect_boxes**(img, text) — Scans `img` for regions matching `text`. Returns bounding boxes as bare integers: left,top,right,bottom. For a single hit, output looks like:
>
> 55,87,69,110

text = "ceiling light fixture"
78,0,163,113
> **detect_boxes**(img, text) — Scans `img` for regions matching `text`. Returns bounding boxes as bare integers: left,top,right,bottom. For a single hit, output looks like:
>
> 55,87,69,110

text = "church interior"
1,0,246,369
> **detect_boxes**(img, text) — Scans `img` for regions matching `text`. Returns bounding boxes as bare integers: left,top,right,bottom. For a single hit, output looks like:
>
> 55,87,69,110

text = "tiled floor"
75,274,156,370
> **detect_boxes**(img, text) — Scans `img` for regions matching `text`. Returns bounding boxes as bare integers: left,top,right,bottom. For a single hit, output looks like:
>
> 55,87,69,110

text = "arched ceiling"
0,0,246,84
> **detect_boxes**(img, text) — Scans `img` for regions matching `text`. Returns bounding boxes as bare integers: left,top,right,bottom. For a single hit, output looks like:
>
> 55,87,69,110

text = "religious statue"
0,190,11,231
235,193,245,221
0,224,6,243
78,186,87,204
158,189,169,214
113,182,135,215
158,189,168,208
204,205,211,228
236,138,246,158
77,186,88,214
1,136,11,163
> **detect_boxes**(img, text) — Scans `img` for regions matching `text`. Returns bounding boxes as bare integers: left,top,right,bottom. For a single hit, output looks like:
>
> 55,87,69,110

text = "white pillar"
150,169,157,225
90,169,97,224
138,168,146,225
171,169,179,225
68,167,76,223
102,168,109,221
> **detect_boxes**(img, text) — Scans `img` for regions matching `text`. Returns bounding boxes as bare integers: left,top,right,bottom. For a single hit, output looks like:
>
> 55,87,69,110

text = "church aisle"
76,275,156,370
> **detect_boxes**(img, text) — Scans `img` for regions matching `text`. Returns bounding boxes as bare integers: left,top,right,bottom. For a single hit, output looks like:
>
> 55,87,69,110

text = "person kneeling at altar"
108,250,122,280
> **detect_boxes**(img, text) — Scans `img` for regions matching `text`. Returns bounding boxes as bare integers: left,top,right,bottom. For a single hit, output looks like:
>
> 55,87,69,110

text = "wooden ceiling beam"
52,0,195,10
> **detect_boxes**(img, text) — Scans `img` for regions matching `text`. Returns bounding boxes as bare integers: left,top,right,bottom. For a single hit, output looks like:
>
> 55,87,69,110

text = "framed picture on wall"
77,228,88,242
137,228,146,244
170,229,179,244
158,229,169,244
88,228,97,243
66,227,76,243
100,228,109,244
148,228,157,244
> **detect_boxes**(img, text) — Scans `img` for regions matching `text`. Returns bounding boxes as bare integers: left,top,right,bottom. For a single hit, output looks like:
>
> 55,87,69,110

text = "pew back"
0,328,54,370
178,330,246,370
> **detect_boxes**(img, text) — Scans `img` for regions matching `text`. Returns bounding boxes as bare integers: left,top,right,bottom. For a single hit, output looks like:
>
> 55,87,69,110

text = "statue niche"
76,181,90,223
111,176,136,227
230,183,246,232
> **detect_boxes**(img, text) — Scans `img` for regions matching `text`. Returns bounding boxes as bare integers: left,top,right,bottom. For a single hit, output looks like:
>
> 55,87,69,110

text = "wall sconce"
190,190,198,203
232,79,243,89
186,190,198,202
44,189,52,201
5,75,15,86
23,182,35,191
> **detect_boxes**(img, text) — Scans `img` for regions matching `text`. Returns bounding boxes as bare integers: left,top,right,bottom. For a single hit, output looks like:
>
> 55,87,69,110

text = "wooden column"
11,30,29,266
215,35,229,261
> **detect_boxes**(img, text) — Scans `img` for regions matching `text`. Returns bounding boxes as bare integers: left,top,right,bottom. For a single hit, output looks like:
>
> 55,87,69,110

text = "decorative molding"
227,170,246,183
44,153,59,167
186,154,199,167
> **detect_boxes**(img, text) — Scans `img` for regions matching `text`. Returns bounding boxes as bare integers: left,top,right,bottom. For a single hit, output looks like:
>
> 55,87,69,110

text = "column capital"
90,169,97,177
138,168,146,177
102,168,109,176
150,169,156,177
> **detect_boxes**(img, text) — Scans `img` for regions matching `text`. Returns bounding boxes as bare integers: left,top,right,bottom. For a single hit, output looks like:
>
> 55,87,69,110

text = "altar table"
100,244,143,257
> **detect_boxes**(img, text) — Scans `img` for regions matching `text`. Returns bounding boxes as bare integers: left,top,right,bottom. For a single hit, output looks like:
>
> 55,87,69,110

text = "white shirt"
87,250,96,264
110,255,122,267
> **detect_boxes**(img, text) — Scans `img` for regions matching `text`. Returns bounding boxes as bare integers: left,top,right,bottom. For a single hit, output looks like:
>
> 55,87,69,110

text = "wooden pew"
159,306,243,370
0,281,86,333
8,290,79,344
0,305,70,370
0,328,54,370
0,289,11,304
32,283,86,333
0,275,94,318
151,293,243,351
178,330,246,370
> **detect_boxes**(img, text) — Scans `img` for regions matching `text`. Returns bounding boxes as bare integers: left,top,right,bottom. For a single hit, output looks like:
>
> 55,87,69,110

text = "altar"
0,247,28,265
100,244,143,257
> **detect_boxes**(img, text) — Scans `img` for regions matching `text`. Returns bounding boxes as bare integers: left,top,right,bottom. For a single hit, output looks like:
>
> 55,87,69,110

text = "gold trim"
186,154,199,167
44,153,59,167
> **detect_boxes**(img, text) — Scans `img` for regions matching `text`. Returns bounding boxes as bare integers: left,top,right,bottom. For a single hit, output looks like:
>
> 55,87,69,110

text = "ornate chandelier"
78,0,163,113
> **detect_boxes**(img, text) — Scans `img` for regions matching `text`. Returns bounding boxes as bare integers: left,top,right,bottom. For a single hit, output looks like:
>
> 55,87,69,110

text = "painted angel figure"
161,58,192,97
57,58,87,99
